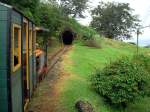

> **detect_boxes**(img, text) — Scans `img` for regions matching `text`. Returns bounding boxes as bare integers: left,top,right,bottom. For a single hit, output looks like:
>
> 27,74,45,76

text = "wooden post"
137,29,140,55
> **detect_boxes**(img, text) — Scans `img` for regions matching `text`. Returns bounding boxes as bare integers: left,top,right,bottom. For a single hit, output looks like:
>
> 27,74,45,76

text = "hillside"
1,1,150,112
55,38,150,112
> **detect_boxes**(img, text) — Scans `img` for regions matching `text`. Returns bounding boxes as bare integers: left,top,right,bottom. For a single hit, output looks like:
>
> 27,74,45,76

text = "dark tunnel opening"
62,30,74,45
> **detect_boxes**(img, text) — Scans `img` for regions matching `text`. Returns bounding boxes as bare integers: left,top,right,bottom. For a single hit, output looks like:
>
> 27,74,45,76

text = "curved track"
47,45,71,72
28,45,71,112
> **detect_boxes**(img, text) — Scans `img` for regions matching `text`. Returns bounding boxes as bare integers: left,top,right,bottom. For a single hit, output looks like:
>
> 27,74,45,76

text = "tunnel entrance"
62,30,74,45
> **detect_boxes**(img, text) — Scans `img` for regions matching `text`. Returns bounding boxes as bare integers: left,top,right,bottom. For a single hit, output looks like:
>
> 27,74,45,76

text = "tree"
90,2,140,39
59,0,89,18
0,0,12,4
36,3,65,36
0,0,40,20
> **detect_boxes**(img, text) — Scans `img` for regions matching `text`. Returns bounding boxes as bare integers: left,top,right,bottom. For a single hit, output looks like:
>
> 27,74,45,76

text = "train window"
29,29,32,55
12,24,21,72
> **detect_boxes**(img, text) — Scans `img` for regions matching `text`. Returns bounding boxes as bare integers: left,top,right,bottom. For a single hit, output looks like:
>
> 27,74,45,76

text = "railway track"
47,45,71,73
28,45,72,112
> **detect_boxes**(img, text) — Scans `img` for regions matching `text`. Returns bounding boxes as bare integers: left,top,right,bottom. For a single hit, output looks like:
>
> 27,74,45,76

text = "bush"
133,54,150,72
83,39,100,48
133,54,150,96
92,57,150,108
80,26,98,41
82,32,101,48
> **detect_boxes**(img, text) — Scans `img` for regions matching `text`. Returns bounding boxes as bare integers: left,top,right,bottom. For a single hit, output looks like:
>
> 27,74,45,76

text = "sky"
77,0,150,46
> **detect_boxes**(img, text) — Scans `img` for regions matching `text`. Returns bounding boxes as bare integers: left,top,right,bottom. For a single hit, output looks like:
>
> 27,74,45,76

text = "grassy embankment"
48,37,62,55
58,38,150,112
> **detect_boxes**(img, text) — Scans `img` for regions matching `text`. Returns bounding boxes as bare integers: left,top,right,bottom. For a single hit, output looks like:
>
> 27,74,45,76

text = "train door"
22,20,29,110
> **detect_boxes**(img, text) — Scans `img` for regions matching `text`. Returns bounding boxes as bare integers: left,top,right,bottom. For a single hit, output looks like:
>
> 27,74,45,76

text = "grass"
58,38,150,112
48,37,62,56
125,97,150,112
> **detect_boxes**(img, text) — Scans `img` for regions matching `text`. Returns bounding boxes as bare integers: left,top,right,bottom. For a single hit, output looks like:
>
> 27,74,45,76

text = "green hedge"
92,56,150,108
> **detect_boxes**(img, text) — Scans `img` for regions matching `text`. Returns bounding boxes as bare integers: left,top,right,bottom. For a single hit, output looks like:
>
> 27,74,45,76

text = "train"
0,2,49,112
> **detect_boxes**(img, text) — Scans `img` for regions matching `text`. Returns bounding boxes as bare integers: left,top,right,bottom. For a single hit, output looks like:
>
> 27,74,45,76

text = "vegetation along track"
47,45,72,72
28,45,72,112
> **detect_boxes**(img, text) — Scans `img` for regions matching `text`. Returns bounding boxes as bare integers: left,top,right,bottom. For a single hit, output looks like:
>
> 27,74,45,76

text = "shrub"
133,54,150,72
80,26,98,41
133,54,150,96
91,57,150,108
83,38,100,48
82,32,101,48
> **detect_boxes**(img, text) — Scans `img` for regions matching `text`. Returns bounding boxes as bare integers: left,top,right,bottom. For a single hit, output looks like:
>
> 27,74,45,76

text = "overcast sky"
78,0,150,46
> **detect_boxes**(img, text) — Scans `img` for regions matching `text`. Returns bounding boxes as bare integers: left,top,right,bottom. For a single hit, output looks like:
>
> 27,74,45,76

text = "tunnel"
61,30,74,45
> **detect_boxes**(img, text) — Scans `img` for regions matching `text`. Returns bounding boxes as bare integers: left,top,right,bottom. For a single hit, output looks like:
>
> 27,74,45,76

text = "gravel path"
28,46,71,112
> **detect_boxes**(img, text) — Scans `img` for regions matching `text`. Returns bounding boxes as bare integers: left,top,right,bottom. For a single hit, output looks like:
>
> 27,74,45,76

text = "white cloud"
78,0,150,46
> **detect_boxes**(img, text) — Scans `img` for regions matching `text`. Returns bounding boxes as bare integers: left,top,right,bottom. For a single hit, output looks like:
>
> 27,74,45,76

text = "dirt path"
28,46,71,112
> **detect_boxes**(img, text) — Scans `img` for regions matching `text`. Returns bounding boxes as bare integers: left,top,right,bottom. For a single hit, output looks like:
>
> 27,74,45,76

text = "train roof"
0,2,50,32
0,2,34,23
36,27,50,33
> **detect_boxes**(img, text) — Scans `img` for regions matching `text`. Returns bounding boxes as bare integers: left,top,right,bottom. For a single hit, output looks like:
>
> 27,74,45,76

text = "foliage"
92,57,150,108
35,1,98,40
80,26,98,41
36,35,45,48
0,0,97,40
58,17,99,42
133,54,150,72
36,3,63,36
80,27,101,48
61,40,149,112
60,0,89,18
91,2,140,39
133,54,150,96
125,97,150,112
0,0,40,20
83,39,100,48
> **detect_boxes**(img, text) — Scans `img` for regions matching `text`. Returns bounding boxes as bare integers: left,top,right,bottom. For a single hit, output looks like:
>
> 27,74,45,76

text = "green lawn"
58,38,150,112
48,37,62,54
